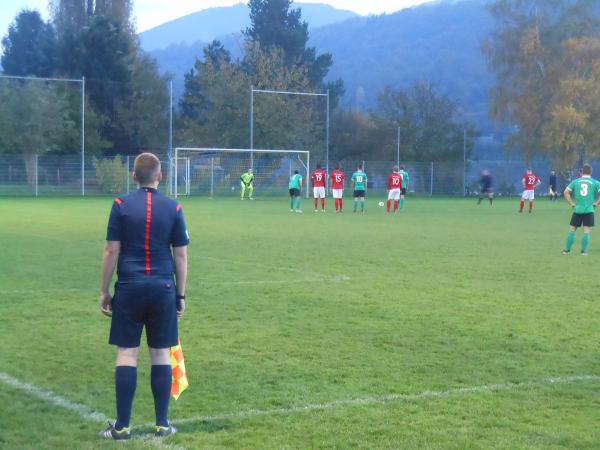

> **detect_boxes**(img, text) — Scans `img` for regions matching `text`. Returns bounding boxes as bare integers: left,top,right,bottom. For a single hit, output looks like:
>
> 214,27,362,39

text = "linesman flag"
170,338,189,400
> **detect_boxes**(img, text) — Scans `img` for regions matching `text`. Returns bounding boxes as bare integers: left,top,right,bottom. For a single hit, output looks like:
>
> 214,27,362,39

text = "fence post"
34,154,39,197
210,157,214,198
430,161,434,197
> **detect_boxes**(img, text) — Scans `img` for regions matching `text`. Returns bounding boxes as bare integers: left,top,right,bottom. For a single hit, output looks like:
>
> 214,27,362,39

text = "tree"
484,0,600,166
0,81,77,185
375,84,477,162
245,0,342,99
1,10,56,77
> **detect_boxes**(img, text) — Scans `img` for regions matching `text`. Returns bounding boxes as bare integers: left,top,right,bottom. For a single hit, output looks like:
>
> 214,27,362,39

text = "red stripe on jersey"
144,191,152,275
114,198,123,205
176,204,182,212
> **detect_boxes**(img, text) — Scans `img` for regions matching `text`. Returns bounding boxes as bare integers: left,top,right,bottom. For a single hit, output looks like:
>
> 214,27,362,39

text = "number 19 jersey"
567,176,600,214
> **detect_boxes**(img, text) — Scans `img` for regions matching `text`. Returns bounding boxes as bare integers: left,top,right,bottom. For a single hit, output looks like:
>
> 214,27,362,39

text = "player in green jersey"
351,164,368,213
398,165,409,209
562,164,600,255
289,170,303,213
240,169,254,200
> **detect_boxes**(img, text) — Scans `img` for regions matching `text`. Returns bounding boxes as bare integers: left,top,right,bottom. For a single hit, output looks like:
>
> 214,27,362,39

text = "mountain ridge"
140,2,359,51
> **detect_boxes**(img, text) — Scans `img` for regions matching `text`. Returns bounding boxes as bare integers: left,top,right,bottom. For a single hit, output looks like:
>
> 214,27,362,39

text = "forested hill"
139,2,358,51
148,0,496,132
311,0,493,116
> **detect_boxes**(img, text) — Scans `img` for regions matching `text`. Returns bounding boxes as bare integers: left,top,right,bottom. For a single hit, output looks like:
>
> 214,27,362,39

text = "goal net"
173,148,310,198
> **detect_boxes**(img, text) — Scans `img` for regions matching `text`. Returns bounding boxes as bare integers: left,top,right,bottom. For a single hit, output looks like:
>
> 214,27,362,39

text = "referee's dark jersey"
107,187,189,280
107,187,189,348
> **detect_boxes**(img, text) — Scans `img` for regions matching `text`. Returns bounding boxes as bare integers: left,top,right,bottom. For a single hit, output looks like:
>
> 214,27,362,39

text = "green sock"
582,232,590,252
295,198,301,210
361,199,365,212
400,198,404,209
354,199,358,212
290,197,294,210
566,231,576,251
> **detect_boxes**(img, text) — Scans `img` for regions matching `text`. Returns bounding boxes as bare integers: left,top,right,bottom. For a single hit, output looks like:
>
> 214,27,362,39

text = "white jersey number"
580,183,589,197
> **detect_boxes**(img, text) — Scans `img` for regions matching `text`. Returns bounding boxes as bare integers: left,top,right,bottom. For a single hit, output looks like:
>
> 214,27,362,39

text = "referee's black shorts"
570,212,595,228
109,278,178,348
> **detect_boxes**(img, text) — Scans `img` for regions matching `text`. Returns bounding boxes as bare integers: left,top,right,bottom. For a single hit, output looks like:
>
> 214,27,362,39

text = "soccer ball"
378,201,384,207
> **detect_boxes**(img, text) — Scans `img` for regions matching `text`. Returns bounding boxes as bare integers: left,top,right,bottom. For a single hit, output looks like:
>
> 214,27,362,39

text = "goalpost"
173,148,310,199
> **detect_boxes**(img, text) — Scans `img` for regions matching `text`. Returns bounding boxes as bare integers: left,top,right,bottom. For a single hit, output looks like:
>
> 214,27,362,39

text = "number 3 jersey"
566,176,600,214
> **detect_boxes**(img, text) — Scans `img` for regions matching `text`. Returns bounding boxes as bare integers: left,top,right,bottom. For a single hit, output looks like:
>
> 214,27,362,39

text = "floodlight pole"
397,126,401,167
325,89,330,181
463,127,467,197
81,76,85,196
250,86,254,169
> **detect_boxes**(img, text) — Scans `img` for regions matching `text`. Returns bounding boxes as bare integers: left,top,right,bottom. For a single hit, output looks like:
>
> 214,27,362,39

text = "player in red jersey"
519,168,542,213
311,164,327,212
386,166,403,213
329,164,346,212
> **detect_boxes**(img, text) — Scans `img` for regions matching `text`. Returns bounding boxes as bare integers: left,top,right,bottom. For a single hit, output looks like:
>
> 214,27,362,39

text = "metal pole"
430,161,434,196
169,80,174,196
174,148,178,198
463,128,467,197
81,76,85,196
126,155,130,194
326,89,330,188
397,126,401,166
210,157,214,198
306,152,310,199
34,154,38,197
250,86,254,169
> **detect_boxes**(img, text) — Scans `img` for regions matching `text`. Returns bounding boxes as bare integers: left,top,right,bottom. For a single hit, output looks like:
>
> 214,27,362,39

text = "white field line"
166,374,600,426
0,372,183,450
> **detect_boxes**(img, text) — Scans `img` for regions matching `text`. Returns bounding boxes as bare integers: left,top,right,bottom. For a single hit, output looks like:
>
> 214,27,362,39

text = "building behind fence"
0,153,573,198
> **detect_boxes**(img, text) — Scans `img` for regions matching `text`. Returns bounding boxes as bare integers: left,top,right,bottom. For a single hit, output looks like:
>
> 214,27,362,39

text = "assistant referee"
98,153,189,440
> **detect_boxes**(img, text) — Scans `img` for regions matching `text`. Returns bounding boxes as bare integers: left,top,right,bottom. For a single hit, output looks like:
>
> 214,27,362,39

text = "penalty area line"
167,374,600,426
0,372,183,450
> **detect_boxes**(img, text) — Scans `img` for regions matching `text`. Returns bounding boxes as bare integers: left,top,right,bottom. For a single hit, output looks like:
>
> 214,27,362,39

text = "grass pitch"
1,196,599,449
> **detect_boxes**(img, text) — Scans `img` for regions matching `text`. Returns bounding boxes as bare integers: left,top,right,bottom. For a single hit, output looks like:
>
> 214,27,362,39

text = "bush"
93,157,128,194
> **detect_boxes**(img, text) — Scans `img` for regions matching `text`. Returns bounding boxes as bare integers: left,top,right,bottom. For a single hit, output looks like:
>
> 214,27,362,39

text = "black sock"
151,365,172,427
115,366,137,429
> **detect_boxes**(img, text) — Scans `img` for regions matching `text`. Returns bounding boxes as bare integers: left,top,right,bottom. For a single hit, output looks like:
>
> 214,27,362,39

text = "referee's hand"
177,298,185,320
99,292,112,317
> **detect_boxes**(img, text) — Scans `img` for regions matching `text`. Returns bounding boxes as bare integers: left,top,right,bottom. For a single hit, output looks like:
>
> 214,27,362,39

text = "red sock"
321,198,325,210
394,200,399,212
339,199,343,210
529,201,533,212
386,200,391,212
314,198,318,209
334,199,339,211
519,200,524,212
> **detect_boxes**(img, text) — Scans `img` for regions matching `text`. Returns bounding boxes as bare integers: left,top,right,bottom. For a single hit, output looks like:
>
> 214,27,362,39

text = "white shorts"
521,189,535,200
388,189,401,200
313,186,326,198
332,189,343,199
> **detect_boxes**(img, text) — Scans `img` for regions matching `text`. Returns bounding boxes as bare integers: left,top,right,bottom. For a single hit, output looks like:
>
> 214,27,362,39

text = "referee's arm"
99,241,120,316
174,246,187,319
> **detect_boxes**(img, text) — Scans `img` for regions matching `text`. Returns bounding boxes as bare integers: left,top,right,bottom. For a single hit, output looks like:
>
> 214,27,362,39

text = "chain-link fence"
0,152,577,197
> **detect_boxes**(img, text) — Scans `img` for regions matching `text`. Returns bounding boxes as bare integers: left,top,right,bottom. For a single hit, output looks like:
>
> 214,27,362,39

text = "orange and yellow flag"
170,338,189,400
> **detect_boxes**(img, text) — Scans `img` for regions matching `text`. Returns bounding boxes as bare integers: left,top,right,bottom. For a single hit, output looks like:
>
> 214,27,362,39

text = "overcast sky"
1,0,432,37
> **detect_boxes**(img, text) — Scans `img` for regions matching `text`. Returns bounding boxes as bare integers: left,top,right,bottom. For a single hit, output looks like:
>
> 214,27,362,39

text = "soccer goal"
173,148,310,198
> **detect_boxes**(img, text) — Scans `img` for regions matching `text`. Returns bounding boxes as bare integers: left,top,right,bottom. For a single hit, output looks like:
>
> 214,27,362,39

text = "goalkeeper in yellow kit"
240,169,254,200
